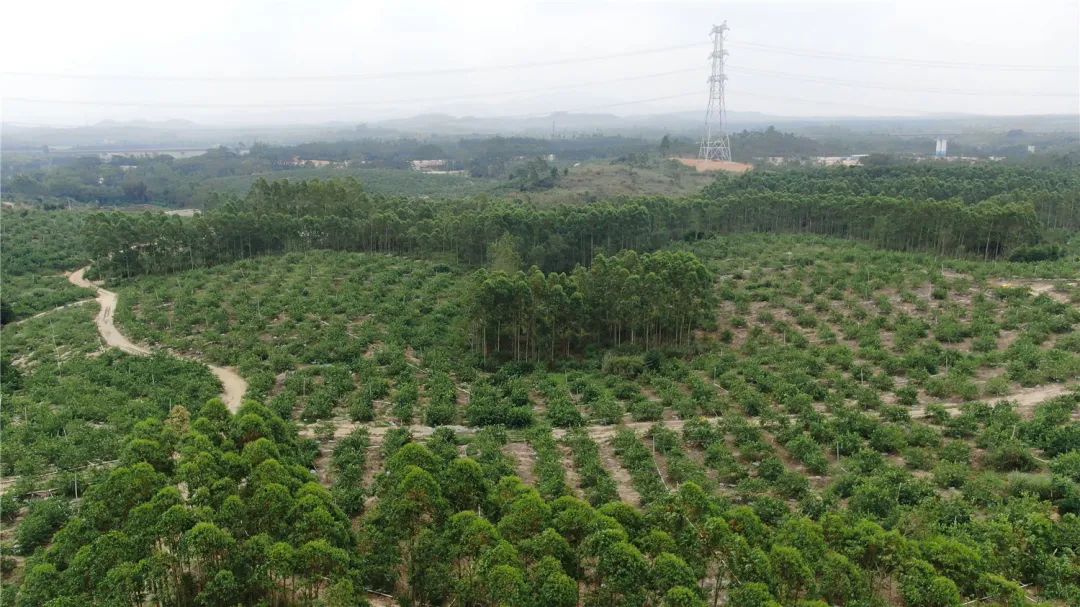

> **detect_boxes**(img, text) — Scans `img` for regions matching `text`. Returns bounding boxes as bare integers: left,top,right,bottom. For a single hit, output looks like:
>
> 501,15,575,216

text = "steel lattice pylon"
699,22,732,162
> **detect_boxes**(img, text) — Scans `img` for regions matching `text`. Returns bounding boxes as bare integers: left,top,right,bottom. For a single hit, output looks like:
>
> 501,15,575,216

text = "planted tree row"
80,165,1069,280
470,250,714,361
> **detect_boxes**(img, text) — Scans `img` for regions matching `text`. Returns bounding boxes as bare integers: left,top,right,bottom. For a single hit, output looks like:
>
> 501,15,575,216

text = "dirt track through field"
504,442,537,486
910,383,1076,419
67,266,248,412
4,298,94,326
595,437,642,506
990,278,1075,305
557,442,585,498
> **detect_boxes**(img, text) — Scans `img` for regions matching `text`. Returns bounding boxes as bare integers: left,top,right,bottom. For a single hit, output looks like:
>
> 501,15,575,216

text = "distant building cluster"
508,154,556,162
410,159,467,175
764,155,867,167
917,155,1006,164
762,147,1011,167
95,148,208,161
410,159,448,171
282,156,349,169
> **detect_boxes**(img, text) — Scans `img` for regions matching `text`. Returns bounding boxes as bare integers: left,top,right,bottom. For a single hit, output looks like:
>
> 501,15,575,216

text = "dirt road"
67,266,247,412
3,298,94,327
910,382,1076,419
991,278,1075,305
69,267,150,356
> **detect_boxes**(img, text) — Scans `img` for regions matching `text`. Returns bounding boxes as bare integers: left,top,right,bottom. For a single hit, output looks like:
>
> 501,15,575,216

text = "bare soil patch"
595,437,642,506
670,157,753,173
504,442,538,486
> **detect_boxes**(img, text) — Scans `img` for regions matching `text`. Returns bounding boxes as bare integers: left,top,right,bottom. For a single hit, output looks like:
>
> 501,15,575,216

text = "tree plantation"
1,161,1079,607
471,250,714,361
80,164,1078,281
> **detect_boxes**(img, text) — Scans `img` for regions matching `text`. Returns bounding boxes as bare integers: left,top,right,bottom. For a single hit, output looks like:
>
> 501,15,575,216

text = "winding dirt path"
990,278,1075,305
69,267,150,356
67,266,247,412
3,298,94,327
910,383,1076,419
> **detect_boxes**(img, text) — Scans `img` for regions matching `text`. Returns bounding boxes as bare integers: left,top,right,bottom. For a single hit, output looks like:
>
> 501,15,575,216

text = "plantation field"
113,251,472,422
195,167,502,201
192,161,718,208
1,302,102,370
0,210,93,323
80,229,1078,605
4,164,1080,606
108,234,1079,512
510,160,718,206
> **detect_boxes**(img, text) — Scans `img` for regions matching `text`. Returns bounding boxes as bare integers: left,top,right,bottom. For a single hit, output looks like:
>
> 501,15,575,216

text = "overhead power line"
12,60,1071,111
4,35,1074,117
0,42,702,83
2,68,700,110
4,90,705,113
4,87,936,119
727,89,938,116
727,64,1080,97
728,40,1079,72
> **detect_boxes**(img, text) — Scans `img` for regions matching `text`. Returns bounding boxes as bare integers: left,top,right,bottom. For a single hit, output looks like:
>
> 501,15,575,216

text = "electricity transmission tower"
699,22,732,162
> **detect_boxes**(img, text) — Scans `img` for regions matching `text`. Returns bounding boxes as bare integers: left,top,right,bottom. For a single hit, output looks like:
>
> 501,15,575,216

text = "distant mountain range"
3,112,1076,151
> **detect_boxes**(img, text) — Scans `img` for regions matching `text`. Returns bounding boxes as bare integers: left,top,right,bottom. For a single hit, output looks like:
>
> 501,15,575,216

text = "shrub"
629,399,664,422
984,440,1038,472
602,355,646,379
547,396,583,428
16,498,69,555
1007,243,1064,262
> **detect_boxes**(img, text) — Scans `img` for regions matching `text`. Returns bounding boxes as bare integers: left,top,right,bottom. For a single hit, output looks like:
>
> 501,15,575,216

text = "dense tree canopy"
4,160,1080,606
80,164,1075,281
471,250,714,361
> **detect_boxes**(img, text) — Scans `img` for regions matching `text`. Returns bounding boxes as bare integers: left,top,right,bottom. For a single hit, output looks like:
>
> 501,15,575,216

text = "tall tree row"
81,166,1071,279
470,250,714,361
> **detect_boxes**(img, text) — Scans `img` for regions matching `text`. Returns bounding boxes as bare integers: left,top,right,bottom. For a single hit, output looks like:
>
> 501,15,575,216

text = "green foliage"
510,156,560,191
5,163,1080,605
728,583,781,607
472,250,713,360
16,498,69,555
0,210,93,323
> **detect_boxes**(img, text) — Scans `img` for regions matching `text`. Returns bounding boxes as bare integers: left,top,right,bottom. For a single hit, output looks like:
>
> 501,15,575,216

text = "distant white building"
283,156,344,168
410,159,466,175
97,148,207,161
814,155,867,167
410,159,449,171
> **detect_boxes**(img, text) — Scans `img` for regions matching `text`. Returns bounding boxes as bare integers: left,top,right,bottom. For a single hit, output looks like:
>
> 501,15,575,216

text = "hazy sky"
2,0,1077,125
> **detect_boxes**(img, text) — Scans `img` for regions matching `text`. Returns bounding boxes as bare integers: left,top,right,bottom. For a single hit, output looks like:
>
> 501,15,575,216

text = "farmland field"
2,163,1079,607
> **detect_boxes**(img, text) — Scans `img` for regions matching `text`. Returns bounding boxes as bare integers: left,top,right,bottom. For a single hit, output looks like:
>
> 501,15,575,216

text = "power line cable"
4,90,705,113
0,43,702,82
727,64,1079,97
728,40,1079,71
2,68,700,110
726,88,939,116
4,38,1073,86
12,60,1071,111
